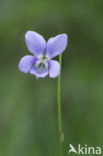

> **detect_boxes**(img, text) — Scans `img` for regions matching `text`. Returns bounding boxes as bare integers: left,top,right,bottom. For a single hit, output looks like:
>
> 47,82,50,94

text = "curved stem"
57,54,63,156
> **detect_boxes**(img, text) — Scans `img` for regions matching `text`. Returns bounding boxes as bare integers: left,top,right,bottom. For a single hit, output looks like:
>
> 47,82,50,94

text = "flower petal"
25,31,46,57
48,60,60,78
29,60,48,78
18,55,37,73
30,67,48,79
46,34,68,58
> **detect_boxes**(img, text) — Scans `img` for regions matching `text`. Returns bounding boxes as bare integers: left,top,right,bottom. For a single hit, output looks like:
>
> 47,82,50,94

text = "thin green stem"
57,54,63,156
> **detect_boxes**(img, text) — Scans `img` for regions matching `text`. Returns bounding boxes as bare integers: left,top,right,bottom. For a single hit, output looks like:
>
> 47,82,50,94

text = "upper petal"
25,31,46,57
46,34,68,58
18,55,37,73
48,60,60,78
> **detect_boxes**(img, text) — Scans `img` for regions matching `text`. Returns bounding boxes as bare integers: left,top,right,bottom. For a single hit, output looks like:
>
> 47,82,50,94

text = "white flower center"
34,59,48,72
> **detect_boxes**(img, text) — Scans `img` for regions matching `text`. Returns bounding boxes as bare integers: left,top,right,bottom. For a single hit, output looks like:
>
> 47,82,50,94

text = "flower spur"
18,31,68,78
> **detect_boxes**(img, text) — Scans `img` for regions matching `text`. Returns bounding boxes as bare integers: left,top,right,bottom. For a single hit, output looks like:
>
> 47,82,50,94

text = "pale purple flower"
18,31,68,78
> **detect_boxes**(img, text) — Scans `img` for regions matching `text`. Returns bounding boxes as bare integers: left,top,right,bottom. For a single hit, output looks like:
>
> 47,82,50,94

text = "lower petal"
48,60,60,78
29,66,48,78
18,55,37,73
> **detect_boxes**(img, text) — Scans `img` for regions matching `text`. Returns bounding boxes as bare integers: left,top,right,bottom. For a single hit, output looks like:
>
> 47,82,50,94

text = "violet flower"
18,31,68,78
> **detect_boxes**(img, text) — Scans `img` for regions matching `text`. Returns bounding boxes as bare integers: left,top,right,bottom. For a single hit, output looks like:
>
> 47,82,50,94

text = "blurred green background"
0,0,103,156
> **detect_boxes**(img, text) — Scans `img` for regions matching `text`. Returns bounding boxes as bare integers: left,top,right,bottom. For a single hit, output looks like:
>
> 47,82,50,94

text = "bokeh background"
0,0,103,156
